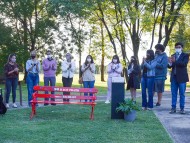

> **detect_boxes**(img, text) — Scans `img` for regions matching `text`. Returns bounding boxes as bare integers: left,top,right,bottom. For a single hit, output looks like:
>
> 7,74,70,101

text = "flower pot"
124,110,136,122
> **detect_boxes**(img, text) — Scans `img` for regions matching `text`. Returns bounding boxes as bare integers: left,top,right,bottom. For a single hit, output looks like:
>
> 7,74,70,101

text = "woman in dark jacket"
4,54,19,108
127,56,141,102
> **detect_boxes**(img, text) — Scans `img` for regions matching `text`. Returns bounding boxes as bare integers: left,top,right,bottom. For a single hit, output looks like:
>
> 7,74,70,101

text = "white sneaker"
6,103,9,108
12,103,17,108
105,100,110,104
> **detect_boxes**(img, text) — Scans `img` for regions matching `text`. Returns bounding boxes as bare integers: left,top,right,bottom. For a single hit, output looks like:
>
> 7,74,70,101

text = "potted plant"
116,98,140,122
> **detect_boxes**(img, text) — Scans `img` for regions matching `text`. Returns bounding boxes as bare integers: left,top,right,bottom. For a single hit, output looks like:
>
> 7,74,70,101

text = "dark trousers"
5,77,18,103
44,77,56,102
62,77,73,101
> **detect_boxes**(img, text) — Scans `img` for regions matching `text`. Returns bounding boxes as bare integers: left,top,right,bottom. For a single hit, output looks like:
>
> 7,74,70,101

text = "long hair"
84,55,94,66
146,50,154,60
7,53,16,63
112,55,120,63
130,56,138,65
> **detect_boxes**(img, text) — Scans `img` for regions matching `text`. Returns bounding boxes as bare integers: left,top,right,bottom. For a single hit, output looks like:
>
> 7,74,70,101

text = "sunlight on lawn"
19,73,108,87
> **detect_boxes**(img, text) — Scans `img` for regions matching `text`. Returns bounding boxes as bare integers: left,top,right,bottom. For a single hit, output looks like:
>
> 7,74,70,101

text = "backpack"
0,88,7,115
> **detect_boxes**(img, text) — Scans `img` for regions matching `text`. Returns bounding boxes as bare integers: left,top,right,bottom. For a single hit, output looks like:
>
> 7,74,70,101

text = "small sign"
112,77,125,83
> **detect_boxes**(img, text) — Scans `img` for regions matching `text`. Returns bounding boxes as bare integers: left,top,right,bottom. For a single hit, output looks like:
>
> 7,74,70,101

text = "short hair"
155,44,165,52
175,42,184,48
46,49,52,54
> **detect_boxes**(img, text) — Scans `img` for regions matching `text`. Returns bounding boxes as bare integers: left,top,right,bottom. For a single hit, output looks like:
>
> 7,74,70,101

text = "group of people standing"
4,50,95,107
125,42,189,114
4,42,189,114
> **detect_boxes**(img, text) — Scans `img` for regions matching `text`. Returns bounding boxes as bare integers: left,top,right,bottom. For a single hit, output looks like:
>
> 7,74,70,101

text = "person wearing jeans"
81,55,95,102
4,54,19,108
168,42,189,114
141,76,154,109
141,50,156,110
42,50,57,106
26,50,40,107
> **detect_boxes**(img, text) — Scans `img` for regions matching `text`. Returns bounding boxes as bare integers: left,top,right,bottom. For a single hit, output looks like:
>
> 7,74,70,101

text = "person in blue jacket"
154,44,168,106
141,50,157,110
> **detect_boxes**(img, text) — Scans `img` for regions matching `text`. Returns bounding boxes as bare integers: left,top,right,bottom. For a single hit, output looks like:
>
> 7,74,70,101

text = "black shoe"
156,103,161,106
180,109,185,114
169,108,176,114
44,103,49,106
51,103,56,106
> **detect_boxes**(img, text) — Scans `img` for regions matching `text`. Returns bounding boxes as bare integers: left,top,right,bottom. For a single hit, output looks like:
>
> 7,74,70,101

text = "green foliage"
116,98,141,115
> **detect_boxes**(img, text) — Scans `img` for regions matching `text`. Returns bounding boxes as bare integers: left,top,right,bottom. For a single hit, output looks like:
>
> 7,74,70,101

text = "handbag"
78,77,83,84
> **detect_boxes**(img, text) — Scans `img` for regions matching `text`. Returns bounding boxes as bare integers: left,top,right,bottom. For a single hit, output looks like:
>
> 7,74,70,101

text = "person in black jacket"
168,42,189,114
127,56,141,102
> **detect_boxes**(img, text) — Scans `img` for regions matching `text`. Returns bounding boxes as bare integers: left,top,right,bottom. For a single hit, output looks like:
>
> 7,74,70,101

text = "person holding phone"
4,54,19,108
168,42,189,114
26,50,40,107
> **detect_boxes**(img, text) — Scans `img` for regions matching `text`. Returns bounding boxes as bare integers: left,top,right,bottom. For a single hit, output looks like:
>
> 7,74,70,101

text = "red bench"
30,86,98,120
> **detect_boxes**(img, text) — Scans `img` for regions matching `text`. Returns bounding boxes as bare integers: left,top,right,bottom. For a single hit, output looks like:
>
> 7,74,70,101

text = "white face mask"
11,59,16,63
87,58,91,62
113,59,117,63
175,48,182,53
47,55,52,59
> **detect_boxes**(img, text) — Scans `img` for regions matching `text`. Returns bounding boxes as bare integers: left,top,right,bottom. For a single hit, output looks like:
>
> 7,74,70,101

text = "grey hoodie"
154,52,168,79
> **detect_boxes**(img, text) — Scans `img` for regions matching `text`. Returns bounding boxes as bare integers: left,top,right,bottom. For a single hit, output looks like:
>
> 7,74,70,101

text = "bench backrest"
33,86,98,93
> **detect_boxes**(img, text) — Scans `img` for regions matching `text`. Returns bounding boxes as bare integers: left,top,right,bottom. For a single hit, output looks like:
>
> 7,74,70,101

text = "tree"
0,0,59,80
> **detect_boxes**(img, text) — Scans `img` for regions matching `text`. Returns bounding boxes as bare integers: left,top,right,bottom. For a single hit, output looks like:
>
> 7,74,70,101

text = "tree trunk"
100,22,105,81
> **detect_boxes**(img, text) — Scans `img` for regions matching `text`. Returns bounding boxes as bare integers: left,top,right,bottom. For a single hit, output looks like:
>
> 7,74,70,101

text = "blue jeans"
5,77,18,103
171,76,186,110
141,76,154,108
44,77,56,101
83,80,95,102
27,73,39,105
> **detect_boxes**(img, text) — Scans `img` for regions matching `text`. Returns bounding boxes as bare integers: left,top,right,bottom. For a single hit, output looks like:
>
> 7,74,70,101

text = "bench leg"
90,105,95,120
30,103,36,120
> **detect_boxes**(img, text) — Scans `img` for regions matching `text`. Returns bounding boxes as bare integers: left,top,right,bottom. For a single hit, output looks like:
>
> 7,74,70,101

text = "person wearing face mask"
154,44,168,107
42,50,57,105
105,55,123,104
4,54,19,108
127,56,141,103
62,53,76,101
26,50,41,107
141,50,157,110
81,55,95,102
168,42,189,114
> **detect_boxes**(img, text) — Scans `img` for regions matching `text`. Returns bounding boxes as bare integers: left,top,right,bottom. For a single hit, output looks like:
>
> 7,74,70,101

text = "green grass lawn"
0,102,172,143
